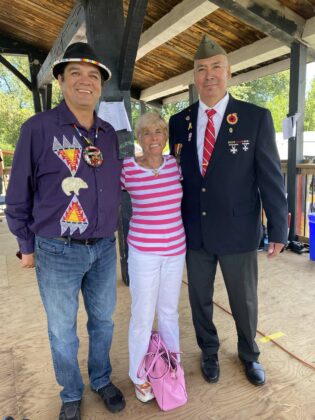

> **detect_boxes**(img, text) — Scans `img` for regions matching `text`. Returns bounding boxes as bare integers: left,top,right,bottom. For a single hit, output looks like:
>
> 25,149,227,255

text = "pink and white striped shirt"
121,155,186,256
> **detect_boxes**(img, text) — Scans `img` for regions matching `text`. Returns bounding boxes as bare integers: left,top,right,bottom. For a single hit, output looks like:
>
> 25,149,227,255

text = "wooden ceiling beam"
163,91,189,105
229,57,291,86
140,71,193,102
136,0,218,61
303,16,315,47
208,0,305,47
0,35,46,57
52,1,315,67
228,37,289,72
37,4,85,88
119,0,149,90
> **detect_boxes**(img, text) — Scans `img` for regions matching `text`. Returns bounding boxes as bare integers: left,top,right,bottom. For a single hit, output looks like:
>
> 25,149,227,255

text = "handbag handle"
146,349,171,380
137,351,157,379
137,332,163,379
137,333,172,380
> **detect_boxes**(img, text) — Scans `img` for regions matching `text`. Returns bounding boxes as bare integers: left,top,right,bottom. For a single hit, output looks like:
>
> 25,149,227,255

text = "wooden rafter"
136,0,218,61
37,4,85,88
119,0,149,90
208,0,307,47
0,35,46,57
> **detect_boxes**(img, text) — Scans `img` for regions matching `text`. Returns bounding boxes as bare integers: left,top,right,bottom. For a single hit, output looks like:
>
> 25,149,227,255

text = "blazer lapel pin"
227,113,238,133
187,116,193,141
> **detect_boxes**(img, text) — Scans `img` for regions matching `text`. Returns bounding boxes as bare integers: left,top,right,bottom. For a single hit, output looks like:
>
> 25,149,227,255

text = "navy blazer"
169,95,288,255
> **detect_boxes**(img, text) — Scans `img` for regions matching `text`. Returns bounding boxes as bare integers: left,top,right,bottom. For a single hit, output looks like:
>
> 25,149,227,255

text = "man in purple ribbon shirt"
5,42,125,420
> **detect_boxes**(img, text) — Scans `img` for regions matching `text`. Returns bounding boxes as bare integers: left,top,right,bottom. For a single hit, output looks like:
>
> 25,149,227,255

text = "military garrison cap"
194,35,227,60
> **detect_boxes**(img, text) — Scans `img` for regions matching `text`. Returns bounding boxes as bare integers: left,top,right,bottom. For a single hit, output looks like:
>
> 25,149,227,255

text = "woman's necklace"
73,123,103,167
140,157,164,177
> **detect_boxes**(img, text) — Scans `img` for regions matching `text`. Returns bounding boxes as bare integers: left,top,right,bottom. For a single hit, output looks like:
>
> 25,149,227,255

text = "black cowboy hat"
52,42,111,81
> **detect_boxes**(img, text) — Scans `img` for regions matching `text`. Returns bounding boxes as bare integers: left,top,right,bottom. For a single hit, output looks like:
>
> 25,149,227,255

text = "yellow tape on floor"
260,332,285,343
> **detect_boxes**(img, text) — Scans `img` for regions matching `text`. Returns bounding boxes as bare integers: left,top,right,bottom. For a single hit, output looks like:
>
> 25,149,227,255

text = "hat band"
52,58,112,80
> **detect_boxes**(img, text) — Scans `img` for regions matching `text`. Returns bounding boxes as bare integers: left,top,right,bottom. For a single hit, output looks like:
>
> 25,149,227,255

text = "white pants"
128,246,185,384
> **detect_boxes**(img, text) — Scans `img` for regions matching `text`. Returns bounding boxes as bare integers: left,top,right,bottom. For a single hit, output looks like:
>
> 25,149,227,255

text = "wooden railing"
281,162,315,242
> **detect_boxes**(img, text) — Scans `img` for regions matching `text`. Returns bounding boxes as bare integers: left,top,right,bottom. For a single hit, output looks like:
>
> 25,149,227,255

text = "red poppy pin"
227,113,238,125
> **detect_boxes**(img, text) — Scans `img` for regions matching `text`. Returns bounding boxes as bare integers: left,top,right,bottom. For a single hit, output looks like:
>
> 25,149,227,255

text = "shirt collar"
57,100,109,132
199,92,229,118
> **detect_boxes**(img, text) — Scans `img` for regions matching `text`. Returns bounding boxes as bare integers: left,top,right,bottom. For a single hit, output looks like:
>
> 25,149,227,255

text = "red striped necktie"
202,109,216,176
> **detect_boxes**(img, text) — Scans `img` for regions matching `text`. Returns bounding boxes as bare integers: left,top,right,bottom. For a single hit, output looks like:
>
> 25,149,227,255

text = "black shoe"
201,354,220,383
240,359,265,386
95,382,126,413
59,400,81,420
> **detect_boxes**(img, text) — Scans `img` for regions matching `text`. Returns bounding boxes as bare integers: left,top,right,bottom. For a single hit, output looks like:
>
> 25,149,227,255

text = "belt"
54,237,102,246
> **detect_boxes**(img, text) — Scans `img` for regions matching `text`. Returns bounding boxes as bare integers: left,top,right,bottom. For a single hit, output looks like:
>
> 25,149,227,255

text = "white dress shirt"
197,92,230,172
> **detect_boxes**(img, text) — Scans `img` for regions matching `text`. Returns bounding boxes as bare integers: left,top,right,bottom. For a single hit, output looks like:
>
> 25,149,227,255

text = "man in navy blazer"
169,36,288,386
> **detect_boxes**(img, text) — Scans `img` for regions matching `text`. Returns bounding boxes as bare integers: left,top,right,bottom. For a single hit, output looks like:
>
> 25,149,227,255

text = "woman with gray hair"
121,112,186,402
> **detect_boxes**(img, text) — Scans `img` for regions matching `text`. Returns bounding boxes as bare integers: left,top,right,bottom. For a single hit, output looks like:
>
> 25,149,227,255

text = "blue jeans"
35,235,117,402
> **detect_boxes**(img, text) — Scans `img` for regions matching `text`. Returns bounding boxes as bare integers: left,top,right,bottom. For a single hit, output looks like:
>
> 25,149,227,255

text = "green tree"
229,72,289,107
52,79,64,107
0,92,33,148
229,71,290,131
0,56,64,154
0,55,33,151
304,77,315,131
161,101,188,122
265,93,288,132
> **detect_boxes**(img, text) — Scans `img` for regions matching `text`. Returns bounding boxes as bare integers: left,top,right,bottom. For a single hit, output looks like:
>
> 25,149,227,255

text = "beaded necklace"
73,123,103,167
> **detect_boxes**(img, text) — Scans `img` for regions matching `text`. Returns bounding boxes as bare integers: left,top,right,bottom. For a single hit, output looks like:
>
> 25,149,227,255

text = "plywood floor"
1,217,315,420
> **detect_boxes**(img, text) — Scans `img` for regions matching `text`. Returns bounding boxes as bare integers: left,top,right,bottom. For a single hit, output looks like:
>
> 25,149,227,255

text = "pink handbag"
137,331,188,411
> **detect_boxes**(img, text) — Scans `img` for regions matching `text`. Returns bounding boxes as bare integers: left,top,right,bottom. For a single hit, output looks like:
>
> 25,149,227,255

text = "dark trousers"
186,248,260,362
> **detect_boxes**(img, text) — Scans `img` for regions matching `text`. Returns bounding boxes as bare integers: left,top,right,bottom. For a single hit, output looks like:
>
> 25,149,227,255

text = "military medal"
73,124,103,167
227,113,238,125
228,139,249,154
242,140,250,151
175,143,183,164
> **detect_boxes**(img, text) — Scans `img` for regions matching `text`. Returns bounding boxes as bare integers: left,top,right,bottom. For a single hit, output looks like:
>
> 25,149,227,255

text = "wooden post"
28,54,42,113
40,84,52,111
84,0,148,285
287,42,307,241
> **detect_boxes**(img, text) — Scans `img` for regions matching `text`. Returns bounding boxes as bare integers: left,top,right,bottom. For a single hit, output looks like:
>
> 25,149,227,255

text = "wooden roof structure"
0,0,315,104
